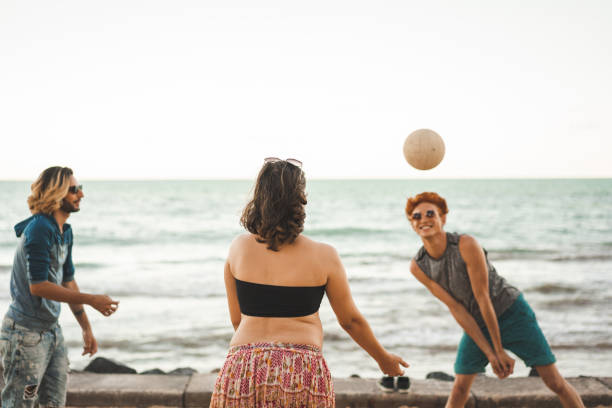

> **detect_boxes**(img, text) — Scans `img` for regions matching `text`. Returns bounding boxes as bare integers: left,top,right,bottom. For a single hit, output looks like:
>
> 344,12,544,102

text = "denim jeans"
0,316,69,407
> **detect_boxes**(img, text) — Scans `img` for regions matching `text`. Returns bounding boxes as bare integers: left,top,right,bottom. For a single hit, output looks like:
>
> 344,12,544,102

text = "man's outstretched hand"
90,295,119,317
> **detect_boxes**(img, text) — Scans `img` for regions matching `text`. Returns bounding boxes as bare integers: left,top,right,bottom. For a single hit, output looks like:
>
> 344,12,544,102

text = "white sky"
1,1,611,179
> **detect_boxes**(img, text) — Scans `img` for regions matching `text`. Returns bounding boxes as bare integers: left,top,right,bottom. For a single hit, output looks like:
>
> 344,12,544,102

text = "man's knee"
542,375,568,394
23,383,39,400
536,364,569,395
1,336,48,406
1,382,40,408
451,377,473,397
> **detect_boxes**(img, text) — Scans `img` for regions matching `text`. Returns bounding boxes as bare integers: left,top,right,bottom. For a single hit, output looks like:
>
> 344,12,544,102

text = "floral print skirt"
210,342,335,408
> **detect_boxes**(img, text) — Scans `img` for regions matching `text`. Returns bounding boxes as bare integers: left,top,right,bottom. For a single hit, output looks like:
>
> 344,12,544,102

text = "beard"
60,198,81,213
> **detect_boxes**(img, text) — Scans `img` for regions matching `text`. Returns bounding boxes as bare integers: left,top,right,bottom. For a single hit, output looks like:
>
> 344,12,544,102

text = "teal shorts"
454,294,556,374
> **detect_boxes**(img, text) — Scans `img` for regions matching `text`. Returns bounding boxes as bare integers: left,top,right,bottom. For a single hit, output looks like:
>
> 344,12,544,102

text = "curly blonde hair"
27,167,73,214
240,160,307,251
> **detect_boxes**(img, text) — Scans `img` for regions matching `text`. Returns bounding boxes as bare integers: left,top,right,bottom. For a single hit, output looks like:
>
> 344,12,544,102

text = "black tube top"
234,277,326,317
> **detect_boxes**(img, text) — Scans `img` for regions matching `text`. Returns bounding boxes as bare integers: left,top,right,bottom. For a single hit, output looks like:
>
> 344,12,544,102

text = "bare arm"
326,245,408,376
30,281,118,316
62,279,100,356
459,235,514,377
62,279,93,329
224,260,242,331
410,259,511,377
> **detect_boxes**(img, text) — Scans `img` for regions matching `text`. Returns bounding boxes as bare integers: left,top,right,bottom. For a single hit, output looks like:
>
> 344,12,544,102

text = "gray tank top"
414,232,520,328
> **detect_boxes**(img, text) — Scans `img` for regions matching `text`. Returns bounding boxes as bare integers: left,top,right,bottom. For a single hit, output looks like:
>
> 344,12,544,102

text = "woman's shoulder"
228,232,257,251
298,235,338,256
230,232,250,242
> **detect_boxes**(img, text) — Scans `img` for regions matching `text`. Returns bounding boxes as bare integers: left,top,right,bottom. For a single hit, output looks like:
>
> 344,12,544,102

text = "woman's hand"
377,351,409,376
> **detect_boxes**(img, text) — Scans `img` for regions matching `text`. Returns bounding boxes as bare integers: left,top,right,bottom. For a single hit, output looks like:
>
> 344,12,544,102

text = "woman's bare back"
226,234,335,347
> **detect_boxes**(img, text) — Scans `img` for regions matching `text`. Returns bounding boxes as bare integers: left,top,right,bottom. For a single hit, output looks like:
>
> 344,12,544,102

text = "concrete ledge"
67,372,189,407
599,377,612,389
471,376,612,408
333,377,475,408
570,377,612,408
184,374,215,407
64,373,612,407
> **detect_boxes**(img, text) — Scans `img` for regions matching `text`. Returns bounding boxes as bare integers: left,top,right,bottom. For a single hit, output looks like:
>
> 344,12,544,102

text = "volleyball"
403,129,445,170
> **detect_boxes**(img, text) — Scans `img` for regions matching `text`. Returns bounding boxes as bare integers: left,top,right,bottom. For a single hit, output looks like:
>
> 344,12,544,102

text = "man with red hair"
405,191,584,408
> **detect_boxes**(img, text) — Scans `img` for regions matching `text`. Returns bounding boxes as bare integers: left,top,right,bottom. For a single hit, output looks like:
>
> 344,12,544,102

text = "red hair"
405,192,449,219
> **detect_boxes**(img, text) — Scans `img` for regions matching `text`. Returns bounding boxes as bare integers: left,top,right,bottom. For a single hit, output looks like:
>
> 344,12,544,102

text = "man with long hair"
1,166,119,407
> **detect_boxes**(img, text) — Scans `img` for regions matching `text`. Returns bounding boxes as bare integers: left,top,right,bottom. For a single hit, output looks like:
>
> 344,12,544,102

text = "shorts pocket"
20,331,42,347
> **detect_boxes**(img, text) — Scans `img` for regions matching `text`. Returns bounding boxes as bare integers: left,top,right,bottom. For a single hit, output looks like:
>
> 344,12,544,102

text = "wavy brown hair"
405,191,449,219
240,160,307,251
28,166,73,214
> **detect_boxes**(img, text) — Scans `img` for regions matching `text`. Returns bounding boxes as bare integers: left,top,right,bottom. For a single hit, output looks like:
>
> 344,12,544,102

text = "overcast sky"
1,1,610,179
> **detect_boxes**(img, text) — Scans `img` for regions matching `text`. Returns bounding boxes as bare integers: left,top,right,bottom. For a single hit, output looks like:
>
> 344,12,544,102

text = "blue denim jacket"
5,214,75,331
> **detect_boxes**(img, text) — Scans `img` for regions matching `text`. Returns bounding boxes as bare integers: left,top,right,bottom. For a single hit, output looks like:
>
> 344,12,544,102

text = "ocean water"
0,179,611,379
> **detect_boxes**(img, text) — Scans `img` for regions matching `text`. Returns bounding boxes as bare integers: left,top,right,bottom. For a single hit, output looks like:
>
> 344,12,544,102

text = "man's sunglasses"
264,157,302,168
68,185,83,194
411,209,436,220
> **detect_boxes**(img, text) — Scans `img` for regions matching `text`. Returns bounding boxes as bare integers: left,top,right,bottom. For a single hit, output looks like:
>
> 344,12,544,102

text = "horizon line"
1,176,611,182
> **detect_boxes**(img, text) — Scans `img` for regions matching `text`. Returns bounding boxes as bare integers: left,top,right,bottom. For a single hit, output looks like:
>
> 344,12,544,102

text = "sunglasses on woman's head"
411,210,436,220
68,185,83,194
264,157,303,169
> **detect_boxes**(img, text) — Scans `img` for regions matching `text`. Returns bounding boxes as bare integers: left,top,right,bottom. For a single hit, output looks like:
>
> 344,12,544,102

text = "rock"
349,374,361,378
426,371,455,381
210,367,221,373
84,357,137,374
168,367,198,375
140,368,166,375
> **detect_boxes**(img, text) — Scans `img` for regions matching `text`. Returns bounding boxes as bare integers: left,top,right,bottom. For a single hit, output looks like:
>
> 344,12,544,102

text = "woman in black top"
209,158,407,407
